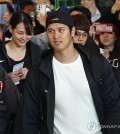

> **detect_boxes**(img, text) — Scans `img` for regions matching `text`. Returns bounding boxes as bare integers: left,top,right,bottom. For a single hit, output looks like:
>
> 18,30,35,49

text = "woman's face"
10,22,32,47
3,9,12,24
99,32,117,48
73,30,88,45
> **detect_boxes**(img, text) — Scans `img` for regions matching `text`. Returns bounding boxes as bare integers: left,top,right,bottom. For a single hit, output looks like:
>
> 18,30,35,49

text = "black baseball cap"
46,10,74,29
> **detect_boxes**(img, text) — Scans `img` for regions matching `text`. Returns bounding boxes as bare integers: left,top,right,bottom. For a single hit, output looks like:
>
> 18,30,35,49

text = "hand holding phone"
13,62,24,85
100,48,105,54
36,4,46,15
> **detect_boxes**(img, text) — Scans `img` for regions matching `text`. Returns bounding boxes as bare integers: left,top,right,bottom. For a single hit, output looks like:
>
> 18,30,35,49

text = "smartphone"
36,4,46,15
13,62,24,85
13,62,24,72
0,4,7,25
95,24,113,33
100,48,105,54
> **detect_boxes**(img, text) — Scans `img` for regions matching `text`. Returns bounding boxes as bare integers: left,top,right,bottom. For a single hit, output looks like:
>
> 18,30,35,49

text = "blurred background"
12,0,114,9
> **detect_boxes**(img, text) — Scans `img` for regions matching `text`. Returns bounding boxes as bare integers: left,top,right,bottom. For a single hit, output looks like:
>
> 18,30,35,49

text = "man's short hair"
19,0,34,10
70,6,91,23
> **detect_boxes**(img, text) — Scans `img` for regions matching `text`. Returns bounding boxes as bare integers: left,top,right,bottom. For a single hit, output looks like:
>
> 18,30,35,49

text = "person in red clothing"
0,65,20,134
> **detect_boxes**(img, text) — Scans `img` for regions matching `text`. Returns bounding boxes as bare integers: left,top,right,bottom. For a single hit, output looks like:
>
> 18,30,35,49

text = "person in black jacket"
0,11,42,134
0,11,42,94
71,14,99,53
18,0,45,35
23,10,120,134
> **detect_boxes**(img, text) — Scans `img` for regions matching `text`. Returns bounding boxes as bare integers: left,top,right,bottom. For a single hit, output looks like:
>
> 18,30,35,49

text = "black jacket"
0,40,42,73
0,39,42,94
0,40,42,134
23,45,120,134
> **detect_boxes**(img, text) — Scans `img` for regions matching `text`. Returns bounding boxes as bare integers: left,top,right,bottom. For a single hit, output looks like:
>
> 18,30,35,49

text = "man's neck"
54,47,79,64
89,4,97,17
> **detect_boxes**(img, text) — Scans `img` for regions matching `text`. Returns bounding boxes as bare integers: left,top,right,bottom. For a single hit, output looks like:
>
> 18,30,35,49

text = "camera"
95,24,113,33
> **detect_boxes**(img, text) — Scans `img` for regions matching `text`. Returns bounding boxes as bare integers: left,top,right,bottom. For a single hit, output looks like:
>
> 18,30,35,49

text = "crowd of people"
0,0,120,134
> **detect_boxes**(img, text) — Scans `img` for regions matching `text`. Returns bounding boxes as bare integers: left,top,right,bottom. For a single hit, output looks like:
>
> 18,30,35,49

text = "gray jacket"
31,32,50,50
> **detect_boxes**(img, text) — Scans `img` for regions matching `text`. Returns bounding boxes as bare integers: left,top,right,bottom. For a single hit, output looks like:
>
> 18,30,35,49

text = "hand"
89,22,100,44
0,0,13,4
5,0,12,4
89,22,100,39
32,0,37,4
46,4,54,11
0,30,3,41
36,12,46,27
101,49,110,60
8,71,21,83
111,0,120,13
32,0,39,4
20,67,28,80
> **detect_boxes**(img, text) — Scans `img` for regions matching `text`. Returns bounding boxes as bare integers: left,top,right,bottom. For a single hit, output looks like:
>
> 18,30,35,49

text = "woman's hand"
20,67,28,80
89,23,100,45
8,67,28,83
8,71,21,83
101,49,110,60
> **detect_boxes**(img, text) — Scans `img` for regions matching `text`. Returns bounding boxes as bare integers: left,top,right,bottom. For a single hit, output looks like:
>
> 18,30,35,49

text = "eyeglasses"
75,31,88,39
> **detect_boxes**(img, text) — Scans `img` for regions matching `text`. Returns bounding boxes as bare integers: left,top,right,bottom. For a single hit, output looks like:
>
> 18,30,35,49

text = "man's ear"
71,26,76,37
8,25,13,33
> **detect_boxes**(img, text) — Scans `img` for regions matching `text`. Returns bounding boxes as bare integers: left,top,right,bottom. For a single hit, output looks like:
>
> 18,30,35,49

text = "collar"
39,45,91,76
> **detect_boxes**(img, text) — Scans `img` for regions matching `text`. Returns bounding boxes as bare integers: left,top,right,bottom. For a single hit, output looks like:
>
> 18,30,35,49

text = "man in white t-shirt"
23,10,120,134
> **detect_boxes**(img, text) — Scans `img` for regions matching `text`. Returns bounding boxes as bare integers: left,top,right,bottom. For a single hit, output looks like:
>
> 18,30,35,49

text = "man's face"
73,30,88,45
47,23,75,52
81,0,92,9
23,5,34,14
